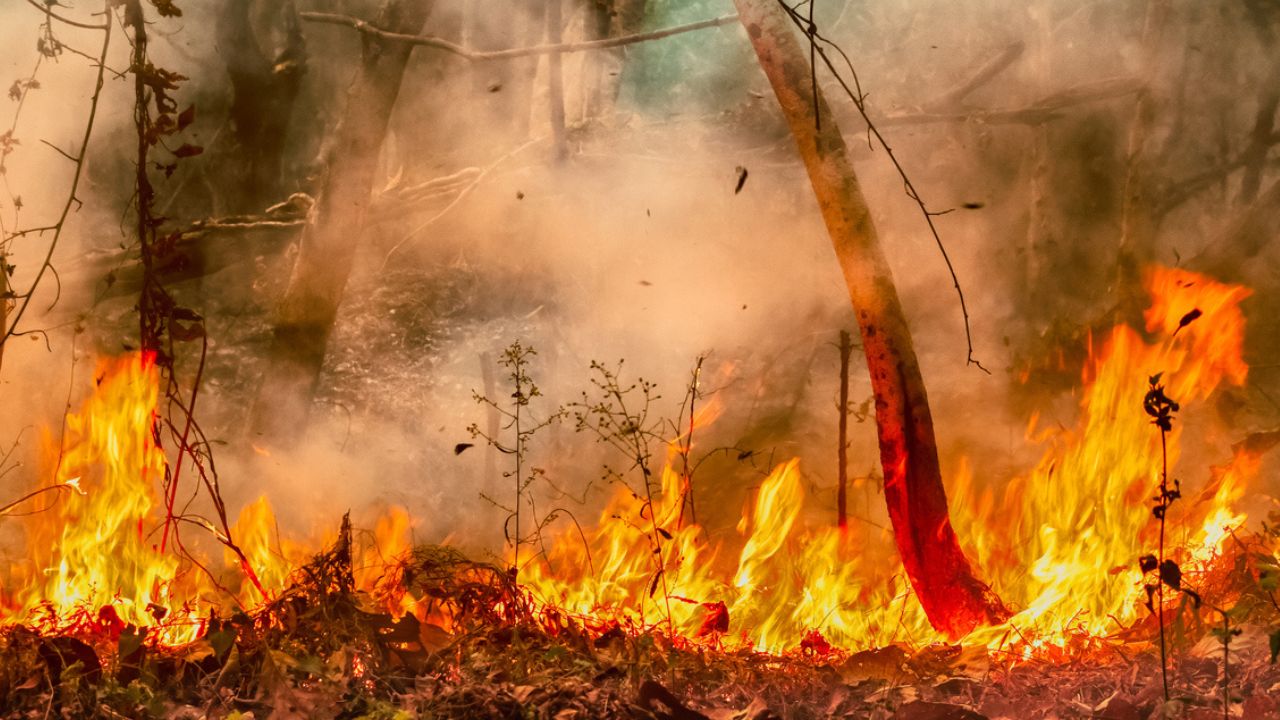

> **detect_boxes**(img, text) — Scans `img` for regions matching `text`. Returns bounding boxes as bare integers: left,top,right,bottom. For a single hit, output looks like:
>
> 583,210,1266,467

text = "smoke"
1,0,1277,578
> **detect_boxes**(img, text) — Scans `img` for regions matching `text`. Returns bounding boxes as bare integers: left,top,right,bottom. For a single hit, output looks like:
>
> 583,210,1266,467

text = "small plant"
468,341,564,581
569,359,678,636
1255,514,1280,663
1206,603,1244,720
1139,373,1200,701
673,355,706,528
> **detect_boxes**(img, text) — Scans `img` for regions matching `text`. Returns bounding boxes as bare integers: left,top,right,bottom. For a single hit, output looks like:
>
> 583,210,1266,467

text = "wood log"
249,0,436,445
731,0,1007,638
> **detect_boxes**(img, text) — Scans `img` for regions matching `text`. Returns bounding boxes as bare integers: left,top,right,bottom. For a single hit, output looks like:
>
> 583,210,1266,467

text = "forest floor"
2,533,1278,720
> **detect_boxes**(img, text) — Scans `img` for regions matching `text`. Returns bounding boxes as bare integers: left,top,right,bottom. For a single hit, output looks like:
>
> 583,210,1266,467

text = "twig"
0,480,84,517
777,0,989,373
2,4,111,348
380,135,544,265
299,10,739,61
22,0,109,30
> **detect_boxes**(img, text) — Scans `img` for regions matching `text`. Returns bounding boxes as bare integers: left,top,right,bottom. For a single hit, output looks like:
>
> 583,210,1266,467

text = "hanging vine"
120,0,266,601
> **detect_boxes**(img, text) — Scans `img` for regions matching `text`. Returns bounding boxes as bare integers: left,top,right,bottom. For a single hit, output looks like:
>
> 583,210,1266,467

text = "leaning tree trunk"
250,0,435,445
732,0,1007,638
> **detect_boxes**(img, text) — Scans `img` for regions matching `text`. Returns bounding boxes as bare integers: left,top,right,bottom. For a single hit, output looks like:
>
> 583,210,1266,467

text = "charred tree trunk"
249,0,435,445
836,329,852,531
732,0,1006,638
216,0,307,213
585,0,647,118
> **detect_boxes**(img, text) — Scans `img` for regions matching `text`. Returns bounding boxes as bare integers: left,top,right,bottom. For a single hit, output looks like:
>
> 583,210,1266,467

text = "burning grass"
0,523,1277,719
3,265,1280,717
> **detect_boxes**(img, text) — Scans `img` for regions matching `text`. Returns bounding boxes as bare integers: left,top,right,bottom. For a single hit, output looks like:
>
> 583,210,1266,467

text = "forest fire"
0,267,1260,666
4,0,1280,716
516,268,1259,659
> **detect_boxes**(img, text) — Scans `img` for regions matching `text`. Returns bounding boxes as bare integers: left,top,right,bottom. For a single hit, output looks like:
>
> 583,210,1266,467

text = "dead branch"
926,41,1025,112
879,76,1143,128
21,0,110,30
299,10,738,61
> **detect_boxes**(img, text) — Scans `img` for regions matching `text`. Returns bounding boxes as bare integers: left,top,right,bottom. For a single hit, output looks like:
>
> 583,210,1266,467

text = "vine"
120,0,264,601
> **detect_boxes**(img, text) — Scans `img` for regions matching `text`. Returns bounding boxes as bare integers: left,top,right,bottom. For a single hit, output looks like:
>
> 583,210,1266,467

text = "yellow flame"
519,266,1258,655
6,354,203,643
0,265,1258,659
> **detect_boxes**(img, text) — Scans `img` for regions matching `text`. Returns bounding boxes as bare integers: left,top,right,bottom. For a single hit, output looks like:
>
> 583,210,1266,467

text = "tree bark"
585,0,647,118
0,254,8,376
732,0,1007,638
250,0,435,445
216,0,307,213
546,0,567,161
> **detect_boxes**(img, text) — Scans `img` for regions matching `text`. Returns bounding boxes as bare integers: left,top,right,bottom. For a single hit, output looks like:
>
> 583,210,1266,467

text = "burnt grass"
2,523,1279,720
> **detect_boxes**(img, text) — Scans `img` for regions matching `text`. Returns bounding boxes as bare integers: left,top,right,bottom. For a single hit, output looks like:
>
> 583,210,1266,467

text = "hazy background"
1,0,1278,575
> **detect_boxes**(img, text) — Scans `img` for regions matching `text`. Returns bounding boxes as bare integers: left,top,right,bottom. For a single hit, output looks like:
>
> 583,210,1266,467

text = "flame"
0,266,1261,659
5,353,203,643
964,267,1253,647
519,266,1259,655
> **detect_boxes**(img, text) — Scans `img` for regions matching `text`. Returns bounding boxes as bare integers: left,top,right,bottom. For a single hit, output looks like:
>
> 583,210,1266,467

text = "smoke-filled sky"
1,0,1278,568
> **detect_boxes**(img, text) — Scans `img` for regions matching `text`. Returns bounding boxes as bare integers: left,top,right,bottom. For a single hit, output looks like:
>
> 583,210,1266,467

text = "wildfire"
4,353,204,644
0,353,416,647
0,266,1263,661
519,266,1260,656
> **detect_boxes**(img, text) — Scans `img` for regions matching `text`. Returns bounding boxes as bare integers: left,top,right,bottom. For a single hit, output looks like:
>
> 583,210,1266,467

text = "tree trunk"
546,0,568,160
0,254,8,376
216,0,307,213
585,0,647,118
732,0,1007,638
249,0,436,445
836,329,851,531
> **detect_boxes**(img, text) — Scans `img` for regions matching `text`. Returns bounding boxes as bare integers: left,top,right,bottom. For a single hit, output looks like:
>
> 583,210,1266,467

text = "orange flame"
520,266,1258,655
5,354,205,643
0,266,1260,659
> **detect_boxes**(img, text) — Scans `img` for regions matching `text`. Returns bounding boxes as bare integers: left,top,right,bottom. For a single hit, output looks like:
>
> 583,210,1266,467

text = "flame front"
4,353,205,643
0,266,1261,659
520,266,1259,655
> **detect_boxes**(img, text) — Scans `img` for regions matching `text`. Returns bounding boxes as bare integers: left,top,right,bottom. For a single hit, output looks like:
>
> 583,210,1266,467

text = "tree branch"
22,0,109,30
299,10,739,61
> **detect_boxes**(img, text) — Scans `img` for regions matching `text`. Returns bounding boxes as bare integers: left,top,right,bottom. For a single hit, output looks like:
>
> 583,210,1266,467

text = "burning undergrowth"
1,266,1280,718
